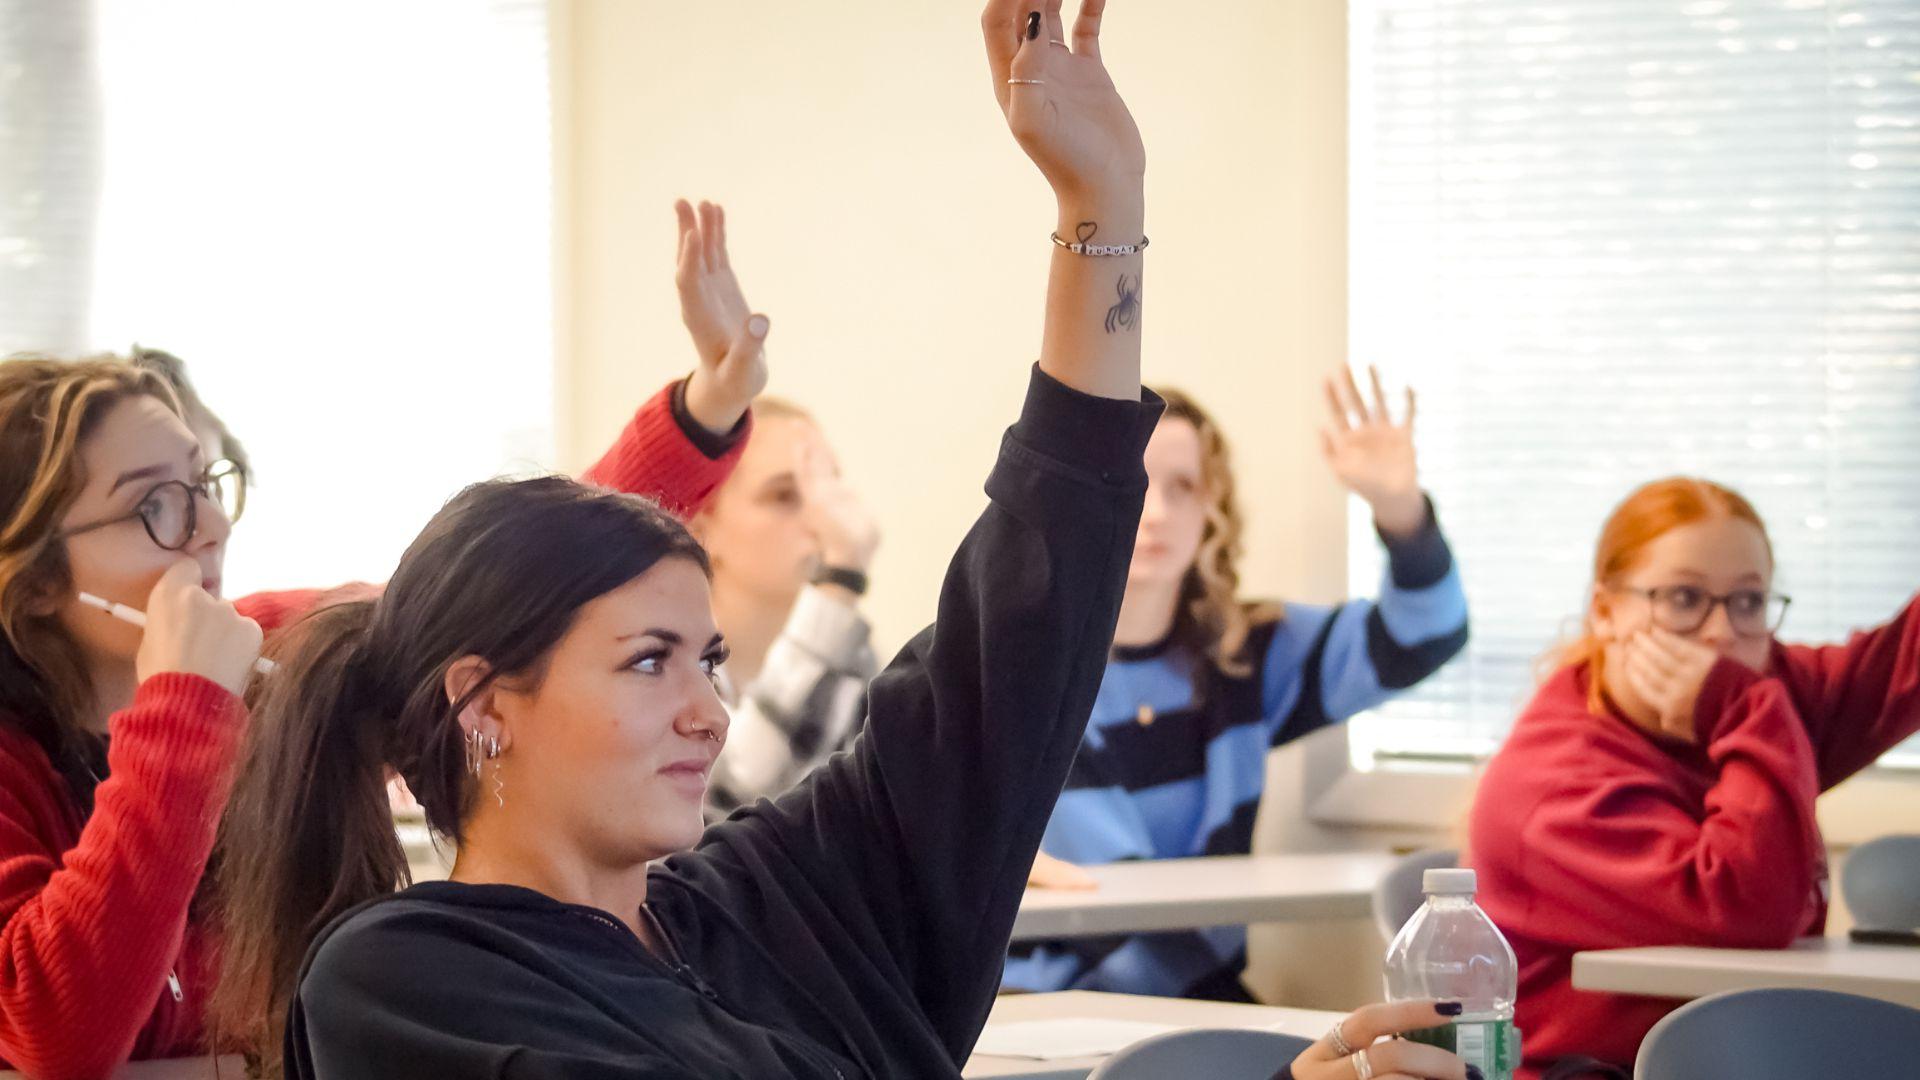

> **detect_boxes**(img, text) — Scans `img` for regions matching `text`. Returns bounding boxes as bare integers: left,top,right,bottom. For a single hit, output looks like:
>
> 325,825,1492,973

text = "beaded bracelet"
1050,231,1150,257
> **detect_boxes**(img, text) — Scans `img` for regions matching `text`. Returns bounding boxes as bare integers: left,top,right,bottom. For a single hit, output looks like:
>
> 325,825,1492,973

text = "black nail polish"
1026,11,1041,40
1466,1067,1485,1080
1436,1001,1464,1016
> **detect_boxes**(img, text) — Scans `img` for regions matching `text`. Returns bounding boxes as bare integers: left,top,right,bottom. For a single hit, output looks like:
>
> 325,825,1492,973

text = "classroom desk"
964,990,1343,1079
1572,937,1920,1008
0,1057,246,1079
1010,852,1398,942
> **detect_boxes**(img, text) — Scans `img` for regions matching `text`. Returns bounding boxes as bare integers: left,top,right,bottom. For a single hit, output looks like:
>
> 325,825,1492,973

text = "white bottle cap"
1424,868,1477,895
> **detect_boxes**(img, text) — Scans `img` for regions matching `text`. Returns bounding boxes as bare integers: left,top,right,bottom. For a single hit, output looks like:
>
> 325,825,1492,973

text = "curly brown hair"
1152,387,1280,679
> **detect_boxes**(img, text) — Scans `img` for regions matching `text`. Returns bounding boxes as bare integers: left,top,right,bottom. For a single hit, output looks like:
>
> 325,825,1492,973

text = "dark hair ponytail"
207,599,395,1060
210,476,707,1069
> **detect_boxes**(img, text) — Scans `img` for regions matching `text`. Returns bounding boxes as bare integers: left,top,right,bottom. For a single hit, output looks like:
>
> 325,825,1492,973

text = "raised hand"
981,0,1145,403
675,199,769,434
135,558,264,695
1321,365,1425,538
982,0,1145,207
797,437,881,574
1620,628,1719,743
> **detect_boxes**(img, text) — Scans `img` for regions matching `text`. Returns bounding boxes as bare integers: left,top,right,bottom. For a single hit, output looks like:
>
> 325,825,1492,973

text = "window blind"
1346,0,1920,765
0,0,99,355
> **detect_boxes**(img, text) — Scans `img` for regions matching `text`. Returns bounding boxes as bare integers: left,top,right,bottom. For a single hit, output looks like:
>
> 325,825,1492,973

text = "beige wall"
550,0,1920,1013
553,0,1353,660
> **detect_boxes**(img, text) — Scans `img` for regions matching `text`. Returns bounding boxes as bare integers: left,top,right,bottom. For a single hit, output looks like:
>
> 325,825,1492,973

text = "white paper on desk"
973,1018,1182,1060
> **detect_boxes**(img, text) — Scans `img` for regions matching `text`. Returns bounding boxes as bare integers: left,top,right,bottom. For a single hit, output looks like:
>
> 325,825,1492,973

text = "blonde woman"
687,393,882,821
1007,369,1470,1000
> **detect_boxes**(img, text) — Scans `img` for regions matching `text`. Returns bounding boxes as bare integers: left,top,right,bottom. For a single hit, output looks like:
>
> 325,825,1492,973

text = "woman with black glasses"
1465,476,1920,1080
0,358,269,1075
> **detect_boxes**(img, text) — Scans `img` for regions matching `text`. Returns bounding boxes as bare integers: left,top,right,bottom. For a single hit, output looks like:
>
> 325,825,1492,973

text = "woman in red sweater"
0,200,767,1078
1467,477,1920,1080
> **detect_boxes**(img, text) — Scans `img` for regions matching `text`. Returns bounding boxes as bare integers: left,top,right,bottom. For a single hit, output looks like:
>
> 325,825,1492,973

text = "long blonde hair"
0,354,181,808
1152,388,1279,679
1551,476,1772,712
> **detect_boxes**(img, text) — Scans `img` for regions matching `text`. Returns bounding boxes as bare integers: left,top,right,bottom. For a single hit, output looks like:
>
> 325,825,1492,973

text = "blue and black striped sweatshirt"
1003,505,1468,999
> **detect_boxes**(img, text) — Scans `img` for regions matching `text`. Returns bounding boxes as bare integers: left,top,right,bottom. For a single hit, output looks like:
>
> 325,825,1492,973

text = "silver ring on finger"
1351,1048,1374,1080
1006,78,1045,86
1049,38,1068,47
1328,1020,1357,1057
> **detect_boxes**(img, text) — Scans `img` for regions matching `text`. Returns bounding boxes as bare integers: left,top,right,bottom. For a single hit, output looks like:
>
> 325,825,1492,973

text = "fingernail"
747,314,769,338
1026,11,1041,39
1436,1001,1464,1016
1466,1068,1485,1080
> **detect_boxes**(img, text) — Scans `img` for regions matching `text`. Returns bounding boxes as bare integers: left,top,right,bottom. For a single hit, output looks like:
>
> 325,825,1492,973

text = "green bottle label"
1401,1020,1521,1080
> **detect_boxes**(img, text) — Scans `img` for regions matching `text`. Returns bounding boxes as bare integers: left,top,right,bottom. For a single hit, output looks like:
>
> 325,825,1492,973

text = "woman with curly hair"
1006,368,1471,1001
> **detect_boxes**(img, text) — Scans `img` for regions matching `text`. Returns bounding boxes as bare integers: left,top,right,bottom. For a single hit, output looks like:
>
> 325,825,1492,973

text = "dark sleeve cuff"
1007,363,1164,488
670,376,751,461
1377,494,1454,590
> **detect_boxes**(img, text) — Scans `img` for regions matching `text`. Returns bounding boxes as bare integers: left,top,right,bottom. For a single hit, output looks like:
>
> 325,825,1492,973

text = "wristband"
810,565,869,597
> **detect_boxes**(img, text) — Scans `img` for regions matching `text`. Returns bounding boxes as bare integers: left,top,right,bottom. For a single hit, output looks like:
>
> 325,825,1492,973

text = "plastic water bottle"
1383,867,1520,1080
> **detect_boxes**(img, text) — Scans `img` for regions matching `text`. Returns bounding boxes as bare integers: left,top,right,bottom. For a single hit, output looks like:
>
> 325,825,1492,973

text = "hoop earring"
464,728,487,778
465,729,502,809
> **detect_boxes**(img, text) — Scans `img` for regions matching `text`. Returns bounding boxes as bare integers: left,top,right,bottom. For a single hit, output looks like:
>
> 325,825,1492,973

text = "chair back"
1373,848,1459,943
1635,987,1920,1079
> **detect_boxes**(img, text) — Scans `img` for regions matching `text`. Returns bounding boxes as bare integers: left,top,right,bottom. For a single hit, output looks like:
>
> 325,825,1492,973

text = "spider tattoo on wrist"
1105,273,1141,334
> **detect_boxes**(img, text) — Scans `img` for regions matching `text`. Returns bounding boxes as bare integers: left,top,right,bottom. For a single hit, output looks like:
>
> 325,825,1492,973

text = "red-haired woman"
1467,477,1920,1079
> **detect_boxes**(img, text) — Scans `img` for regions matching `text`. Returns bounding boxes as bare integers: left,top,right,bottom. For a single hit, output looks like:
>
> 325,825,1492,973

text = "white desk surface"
964,990,1342,1079
0,1057,246,1079
1572,936,1920,1008
31,998,1337,1080
1010,852,1398,942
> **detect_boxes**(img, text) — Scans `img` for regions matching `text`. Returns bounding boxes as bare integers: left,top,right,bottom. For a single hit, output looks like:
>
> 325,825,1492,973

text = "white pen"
76,591,276,676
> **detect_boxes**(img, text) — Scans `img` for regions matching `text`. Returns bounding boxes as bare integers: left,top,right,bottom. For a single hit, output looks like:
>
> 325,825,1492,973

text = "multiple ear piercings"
466,728,504,808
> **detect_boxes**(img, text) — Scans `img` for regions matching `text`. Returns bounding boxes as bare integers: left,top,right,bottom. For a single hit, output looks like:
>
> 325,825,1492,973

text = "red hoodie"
1468,593,1920,1079
0,381,746,1078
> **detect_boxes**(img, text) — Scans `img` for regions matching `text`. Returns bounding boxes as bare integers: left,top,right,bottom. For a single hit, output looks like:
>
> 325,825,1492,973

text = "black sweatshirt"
284,367,1164,1079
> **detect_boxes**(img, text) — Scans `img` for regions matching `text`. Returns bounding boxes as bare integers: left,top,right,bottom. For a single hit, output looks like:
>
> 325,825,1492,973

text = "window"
1347,0,1920,766
4,0,553,596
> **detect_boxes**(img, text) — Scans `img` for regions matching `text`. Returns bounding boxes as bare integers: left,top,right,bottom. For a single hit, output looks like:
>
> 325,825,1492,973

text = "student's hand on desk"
1291,1001,1476,1080
798,438,881,575
1027,851,1098,890
1320,365,1426,540
675,198,769,435
1621,628,1718,744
